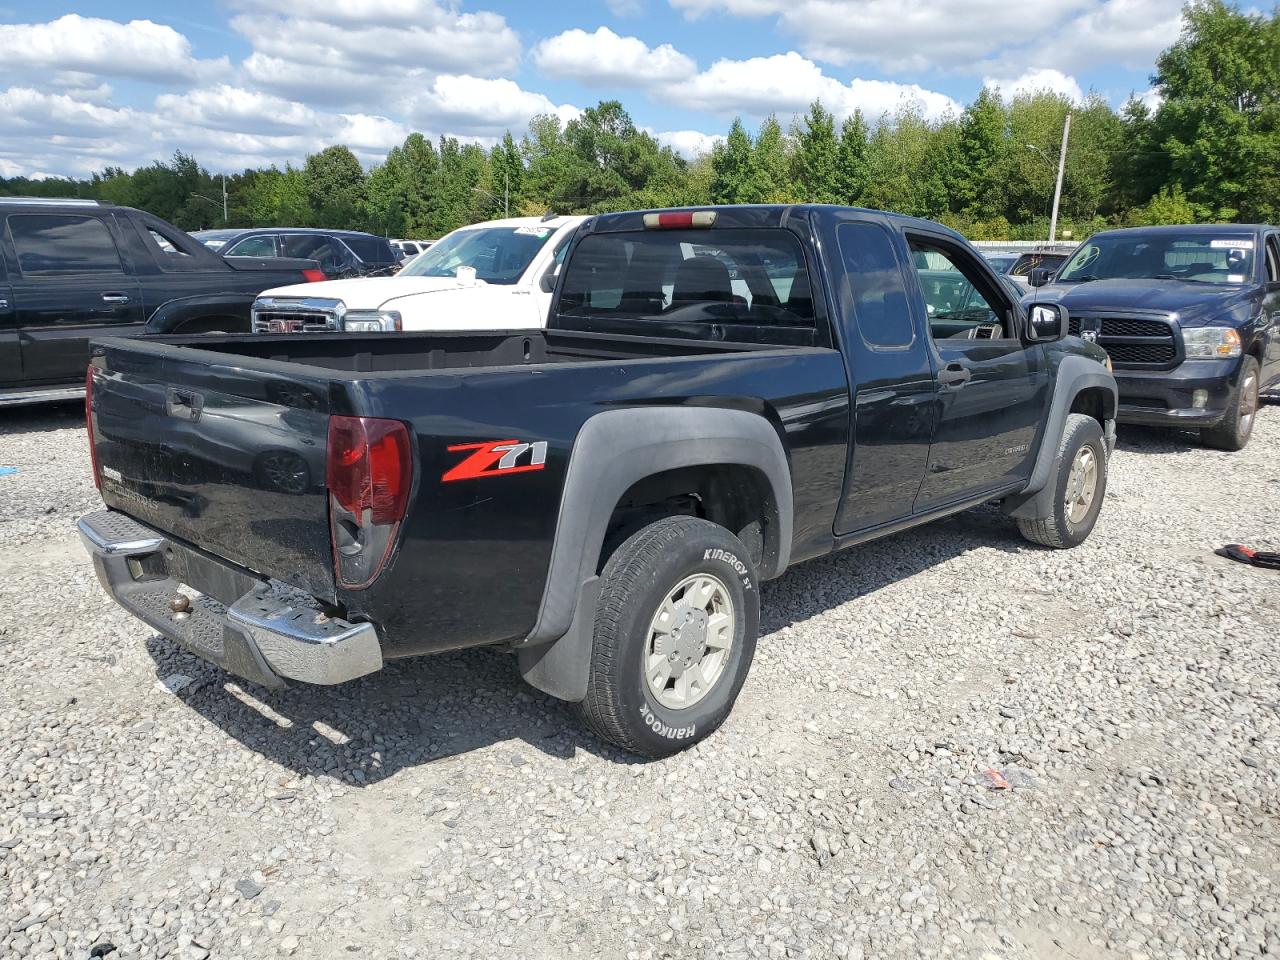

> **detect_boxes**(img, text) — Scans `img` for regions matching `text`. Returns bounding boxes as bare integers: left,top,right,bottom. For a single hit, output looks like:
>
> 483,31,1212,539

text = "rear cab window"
8,214,124,275
341,235,398,265
555,228,824,346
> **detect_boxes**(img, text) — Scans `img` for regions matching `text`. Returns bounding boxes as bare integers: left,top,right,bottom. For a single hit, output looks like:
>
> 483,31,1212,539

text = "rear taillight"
326,416,413,589
302,268,326,283
85,365,101,490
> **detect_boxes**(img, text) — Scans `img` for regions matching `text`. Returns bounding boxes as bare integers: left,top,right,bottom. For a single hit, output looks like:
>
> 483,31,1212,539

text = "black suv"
1030,224,1280,450
192,228,399,279
0,198,326,406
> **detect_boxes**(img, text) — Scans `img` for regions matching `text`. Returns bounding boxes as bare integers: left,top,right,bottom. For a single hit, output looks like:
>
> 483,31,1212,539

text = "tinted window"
836,222,913,348
558,229,815,330
9,214,123,275
342,235,397,264
1009,253,1066,277
281,235,348,271
226,235,278,258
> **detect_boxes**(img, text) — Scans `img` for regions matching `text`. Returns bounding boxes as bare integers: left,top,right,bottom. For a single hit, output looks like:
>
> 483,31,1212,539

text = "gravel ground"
3,401,1279,960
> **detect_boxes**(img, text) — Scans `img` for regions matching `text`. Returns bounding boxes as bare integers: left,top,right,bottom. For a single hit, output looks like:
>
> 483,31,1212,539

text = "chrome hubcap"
1065,444,1099,525
645,573,735,710
1239,373,1258,437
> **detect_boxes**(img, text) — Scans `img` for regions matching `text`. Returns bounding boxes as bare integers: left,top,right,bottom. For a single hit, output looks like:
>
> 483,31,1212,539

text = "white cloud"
669,52,960,122
984,69,1086,104
0,14,228,83
655,130,725,158
155,85,317,135
231,2,520,105
534,27,696,87
405,75,581,138
670,0,1182,78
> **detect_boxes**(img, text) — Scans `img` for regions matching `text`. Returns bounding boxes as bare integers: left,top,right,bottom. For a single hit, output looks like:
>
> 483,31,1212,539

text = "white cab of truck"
251,215,585,334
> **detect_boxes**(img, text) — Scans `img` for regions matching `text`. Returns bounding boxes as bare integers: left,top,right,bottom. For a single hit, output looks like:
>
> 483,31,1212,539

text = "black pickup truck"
0,198,326,406
80,205,1116,757
1029,224,1280,450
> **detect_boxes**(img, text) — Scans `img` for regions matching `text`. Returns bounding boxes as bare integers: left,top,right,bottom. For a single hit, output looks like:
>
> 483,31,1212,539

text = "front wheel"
578,516,760,758
1200,356,1260,451
1017,413,1108,549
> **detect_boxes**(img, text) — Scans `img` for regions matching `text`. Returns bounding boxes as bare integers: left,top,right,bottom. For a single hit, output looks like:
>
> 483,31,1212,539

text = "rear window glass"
341,235,397,264
9,214,123,275
557,229,816,338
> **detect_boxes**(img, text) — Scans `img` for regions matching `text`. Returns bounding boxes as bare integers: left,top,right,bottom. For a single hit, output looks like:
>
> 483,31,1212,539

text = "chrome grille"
251,297,341,334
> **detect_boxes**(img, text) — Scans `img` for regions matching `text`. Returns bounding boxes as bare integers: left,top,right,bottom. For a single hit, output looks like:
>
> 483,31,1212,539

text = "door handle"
938,363,972,388
101,293,131,304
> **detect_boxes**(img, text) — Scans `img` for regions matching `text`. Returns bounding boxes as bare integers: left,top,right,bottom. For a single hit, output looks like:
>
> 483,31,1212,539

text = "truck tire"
1016,413,1107,549
578,516,760,758
1200,356,1260,452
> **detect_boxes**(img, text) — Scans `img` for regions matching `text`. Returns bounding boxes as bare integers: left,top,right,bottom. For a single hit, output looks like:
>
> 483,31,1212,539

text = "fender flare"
146,294,256,334
517,406,793,702
1003,355,1117,520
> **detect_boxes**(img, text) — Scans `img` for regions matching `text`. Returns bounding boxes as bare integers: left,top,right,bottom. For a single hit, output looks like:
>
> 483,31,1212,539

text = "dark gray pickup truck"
80,204,1116,757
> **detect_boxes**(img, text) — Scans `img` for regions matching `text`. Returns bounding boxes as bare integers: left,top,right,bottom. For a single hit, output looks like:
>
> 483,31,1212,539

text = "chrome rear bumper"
79,509,382,686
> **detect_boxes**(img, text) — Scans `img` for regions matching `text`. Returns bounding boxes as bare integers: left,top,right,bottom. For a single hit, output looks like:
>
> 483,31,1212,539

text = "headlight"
1183,326,1241,359
342,310,402,333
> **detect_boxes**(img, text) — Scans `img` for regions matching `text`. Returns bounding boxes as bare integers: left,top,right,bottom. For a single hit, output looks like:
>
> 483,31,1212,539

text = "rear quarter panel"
344,347,850,658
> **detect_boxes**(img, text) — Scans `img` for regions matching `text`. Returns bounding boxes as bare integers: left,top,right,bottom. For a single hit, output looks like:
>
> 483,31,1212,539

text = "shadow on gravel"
143,504,1036,780
0,400,85,438
1114,424,1205,455
143,635,642,781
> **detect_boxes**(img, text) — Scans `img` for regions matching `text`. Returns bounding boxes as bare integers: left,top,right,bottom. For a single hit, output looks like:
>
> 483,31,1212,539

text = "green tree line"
3,0,1275,240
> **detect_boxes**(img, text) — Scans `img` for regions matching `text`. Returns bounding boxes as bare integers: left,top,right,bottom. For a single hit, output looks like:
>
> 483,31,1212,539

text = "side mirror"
1027,267,1052,288
539,265,560,294
1026,303,1069,343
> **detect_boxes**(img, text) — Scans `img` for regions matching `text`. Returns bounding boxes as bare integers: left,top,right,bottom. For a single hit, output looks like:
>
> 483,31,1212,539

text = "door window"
281,235,346,272
226,235,279,258
835,221,914,348
908,240,1011,341
9,214,123,275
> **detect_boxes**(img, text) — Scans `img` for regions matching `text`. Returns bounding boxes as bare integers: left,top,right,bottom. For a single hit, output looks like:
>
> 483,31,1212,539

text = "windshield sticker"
1210,239,1254,249
514,226,552,238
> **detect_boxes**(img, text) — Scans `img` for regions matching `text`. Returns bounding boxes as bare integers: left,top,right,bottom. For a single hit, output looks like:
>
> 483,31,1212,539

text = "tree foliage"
4,7,1275,239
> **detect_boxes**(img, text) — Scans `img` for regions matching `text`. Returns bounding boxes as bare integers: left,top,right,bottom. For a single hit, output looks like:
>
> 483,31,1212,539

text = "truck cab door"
822,215,937,535
5,211,142,386
906,232,1050,511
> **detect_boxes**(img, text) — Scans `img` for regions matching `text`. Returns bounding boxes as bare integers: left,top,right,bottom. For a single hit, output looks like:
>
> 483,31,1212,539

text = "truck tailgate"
89,340,336,601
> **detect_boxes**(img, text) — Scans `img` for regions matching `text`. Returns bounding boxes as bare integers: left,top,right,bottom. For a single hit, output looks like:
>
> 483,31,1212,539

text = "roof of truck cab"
585,204,971,244
1086,224,1274,238
451,215,586,230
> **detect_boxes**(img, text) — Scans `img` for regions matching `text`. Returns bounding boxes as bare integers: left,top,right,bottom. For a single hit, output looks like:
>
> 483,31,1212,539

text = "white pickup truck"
251,215,585,333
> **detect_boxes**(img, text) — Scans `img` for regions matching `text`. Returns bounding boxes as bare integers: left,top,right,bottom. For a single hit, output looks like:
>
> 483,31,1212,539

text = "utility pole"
220,173,228,223
1048,113,1070,244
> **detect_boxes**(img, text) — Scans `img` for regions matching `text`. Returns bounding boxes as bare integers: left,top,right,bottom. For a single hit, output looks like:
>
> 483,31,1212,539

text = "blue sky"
0,0,1184,178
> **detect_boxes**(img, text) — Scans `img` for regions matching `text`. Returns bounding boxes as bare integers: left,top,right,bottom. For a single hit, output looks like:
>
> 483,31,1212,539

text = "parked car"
0,198,326,406
192,228,400,279
81,204,1114,757
250,215,586,333
983,252,1019,273
1029,223,1280,450
391,239,432,262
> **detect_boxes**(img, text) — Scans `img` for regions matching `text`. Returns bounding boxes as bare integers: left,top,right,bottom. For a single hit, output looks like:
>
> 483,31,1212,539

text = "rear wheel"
1200,356,1260,452
577,516,760,758
1017,413,1107,549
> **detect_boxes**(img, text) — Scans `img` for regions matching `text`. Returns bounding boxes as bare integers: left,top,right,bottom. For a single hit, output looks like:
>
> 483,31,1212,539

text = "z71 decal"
442,439,548,482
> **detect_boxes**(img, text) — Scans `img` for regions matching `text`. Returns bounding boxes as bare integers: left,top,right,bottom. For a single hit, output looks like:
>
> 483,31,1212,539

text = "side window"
1266,237,1280,283
908,239,1011,341
836,221,914,348
9,214,123,275
226,235,278,258
282,235,345,271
